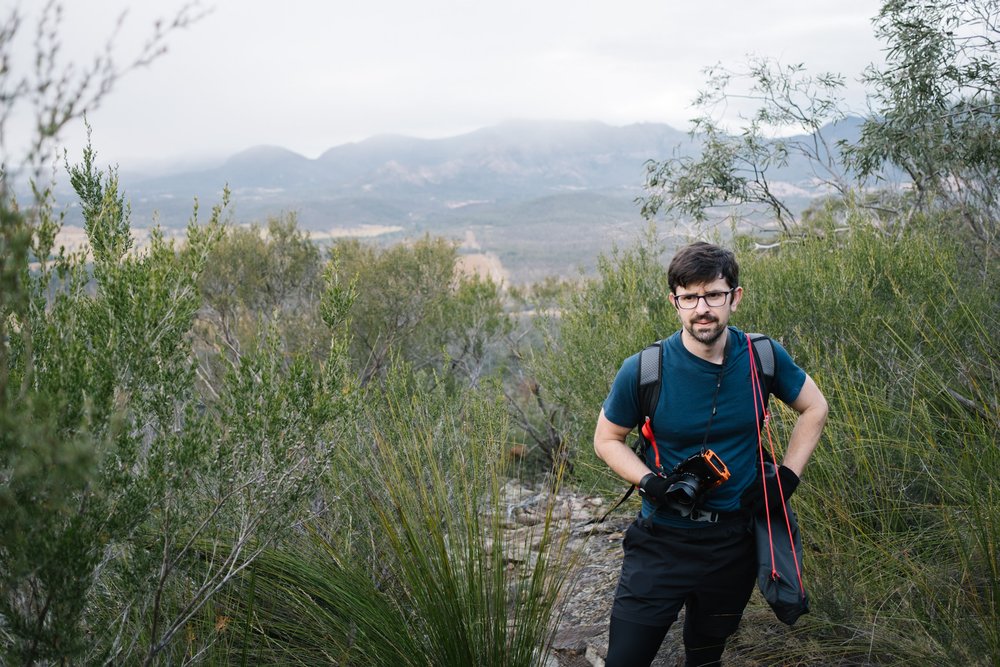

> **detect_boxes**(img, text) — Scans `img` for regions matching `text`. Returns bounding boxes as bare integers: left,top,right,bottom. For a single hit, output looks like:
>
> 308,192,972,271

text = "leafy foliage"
642,1,1000,252
1,141,352,665
640,58,851,232
1,142,223,664
196,213,330,396
328,236,511,387
849,0,1000,246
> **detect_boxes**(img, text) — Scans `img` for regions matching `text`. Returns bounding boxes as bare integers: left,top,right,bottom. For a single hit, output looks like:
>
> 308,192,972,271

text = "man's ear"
730,286,744,311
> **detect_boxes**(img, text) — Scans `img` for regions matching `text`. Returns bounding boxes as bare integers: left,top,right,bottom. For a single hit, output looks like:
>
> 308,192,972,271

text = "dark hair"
667,242,739,292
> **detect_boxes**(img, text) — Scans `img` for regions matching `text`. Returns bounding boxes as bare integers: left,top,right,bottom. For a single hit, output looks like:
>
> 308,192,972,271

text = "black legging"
605,616,728,667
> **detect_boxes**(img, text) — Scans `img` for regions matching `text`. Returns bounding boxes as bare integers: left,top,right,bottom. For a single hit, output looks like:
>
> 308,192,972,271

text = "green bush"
200,363,570,666
531,226,676,490
197,213,329,377
1,145,351,664
328,236,511,387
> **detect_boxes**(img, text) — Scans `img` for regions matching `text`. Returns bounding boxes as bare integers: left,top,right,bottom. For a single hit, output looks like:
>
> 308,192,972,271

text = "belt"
661,504,744,523
689,507,722,523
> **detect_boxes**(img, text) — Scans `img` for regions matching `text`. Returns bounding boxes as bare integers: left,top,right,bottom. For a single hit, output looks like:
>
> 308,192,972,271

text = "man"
593,241,827,666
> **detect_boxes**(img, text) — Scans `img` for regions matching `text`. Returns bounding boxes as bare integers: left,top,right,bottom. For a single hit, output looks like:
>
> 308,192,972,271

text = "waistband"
657,504,745,524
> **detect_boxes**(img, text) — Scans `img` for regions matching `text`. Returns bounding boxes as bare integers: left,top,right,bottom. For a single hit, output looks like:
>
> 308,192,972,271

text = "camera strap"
698,333,730,454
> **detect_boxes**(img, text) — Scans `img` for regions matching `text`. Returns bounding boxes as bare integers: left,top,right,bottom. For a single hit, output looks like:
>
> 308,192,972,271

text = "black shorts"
611,515,756,636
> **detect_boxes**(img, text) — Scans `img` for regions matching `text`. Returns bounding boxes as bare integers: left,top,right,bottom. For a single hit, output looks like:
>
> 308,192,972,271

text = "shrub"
202,364,571,666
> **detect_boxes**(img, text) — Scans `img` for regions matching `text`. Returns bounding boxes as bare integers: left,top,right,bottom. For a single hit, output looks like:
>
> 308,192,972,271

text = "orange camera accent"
703,449,731,488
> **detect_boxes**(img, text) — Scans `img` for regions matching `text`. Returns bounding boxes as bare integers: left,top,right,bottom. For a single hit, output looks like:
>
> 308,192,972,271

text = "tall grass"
730,222,998,664
193,364,572,665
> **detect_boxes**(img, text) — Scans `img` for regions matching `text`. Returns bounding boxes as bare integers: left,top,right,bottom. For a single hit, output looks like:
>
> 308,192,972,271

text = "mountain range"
68,118,867,282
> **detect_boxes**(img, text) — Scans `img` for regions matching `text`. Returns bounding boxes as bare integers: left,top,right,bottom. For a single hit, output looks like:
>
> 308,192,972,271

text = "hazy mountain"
75,118,867,282
125,120,690,217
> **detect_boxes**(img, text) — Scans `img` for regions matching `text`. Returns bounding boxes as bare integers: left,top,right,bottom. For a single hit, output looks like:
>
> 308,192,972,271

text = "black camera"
663,450,731,511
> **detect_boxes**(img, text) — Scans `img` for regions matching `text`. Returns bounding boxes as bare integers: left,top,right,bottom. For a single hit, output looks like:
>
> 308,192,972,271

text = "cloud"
10,0,885,171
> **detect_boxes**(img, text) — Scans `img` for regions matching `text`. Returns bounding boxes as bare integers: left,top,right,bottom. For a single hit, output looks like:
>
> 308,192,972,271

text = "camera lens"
665,473,702,506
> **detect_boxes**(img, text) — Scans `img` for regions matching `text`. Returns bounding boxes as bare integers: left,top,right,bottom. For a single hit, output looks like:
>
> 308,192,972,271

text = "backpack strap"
747,333,777,467
637,341,663,445
747,333,775,406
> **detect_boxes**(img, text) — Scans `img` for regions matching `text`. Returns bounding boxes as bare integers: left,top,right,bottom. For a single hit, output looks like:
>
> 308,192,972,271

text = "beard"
685,315,727,345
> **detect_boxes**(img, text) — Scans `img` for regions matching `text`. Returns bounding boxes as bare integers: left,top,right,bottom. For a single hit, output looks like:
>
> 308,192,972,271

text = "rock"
585,641,606,667
551,624,606,656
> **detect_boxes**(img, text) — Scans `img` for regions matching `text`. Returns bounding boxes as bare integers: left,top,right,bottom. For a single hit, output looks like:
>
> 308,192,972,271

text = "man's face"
670,277,743,346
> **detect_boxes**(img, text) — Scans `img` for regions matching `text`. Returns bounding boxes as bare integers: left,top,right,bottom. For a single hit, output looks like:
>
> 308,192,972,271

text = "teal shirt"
602,327,806,524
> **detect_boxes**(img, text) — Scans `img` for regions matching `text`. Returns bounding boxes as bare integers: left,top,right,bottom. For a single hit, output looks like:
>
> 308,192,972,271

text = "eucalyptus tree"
849,0,1000,246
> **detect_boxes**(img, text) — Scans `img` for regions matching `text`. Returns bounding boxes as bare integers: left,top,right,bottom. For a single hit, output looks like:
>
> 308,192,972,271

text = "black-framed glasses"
672,288,736,309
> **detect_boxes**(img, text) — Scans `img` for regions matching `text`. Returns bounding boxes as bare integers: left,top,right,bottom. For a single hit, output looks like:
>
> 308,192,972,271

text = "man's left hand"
742,464,799,515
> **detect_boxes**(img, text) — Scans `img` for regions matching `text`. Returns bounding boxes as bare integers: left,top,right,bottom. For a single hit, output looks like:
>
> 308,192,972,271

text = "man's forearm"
780,375,828,477
594,410,651,485
781,405,827,476
596,438,651,486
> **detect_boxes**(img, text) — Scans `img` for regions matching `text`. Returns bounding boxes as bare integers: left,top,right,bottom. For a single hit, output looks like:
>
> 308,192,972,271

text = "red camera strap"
748,337,805,592
641,417,663,471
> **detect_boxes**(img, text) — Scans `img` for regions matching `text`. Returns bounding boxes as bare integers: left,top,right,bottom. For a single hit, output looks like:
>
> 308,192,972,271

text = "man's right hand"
638,472,672,504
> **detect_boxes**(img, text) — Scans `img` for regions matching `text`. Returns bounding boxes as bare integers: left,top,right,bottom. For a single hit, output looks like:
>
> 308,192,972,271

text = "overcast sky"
9,0,886,172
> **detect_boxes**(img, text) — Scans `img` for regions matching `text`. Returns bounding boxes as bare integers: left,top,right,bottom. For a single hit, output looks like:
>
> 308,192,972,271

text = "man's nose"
693,296,713,313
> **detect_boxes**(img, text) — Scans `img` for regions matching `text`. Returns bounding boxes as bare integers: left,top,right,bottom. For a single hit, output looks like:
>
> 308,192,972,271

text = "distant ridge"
76,118,866,283
129,119,691,202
